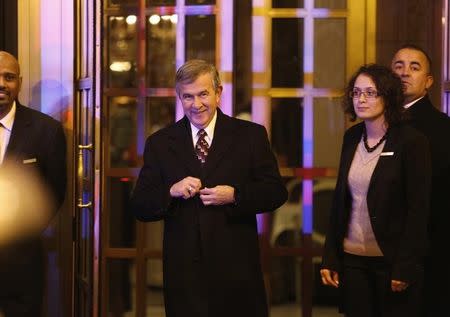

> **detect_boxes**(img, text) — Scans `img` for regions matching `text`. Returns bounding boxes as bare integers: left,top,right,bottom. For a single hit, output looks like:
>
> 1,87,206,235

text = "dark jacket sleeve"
391,129,431,282
228,124,287,216
321,130,350,272
130,136,173,222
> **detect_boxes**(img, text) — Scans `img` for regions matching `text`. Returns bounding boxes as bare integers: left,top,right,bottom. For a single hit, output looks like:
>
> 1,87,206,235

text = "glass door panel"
272,18,304,87
101,1,231,317
185,15,216,62
107,16,138,88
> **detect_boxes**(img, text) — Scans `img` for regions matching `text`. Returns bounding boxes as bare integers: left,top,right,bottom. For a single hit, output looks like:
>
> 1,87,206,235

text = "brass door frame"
74,0,100,316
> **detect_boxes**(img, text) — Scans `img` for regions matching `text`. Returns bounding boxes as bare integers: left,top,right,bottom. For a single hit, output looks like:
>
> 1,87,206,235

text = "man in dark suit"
131,59,287,317
392,44,450,317
0,51,66,316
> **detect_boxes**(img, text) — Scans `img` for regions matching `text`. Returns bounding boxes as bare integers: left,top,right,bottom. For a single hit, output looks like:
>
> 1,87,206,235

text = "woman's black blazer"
322,122,431,283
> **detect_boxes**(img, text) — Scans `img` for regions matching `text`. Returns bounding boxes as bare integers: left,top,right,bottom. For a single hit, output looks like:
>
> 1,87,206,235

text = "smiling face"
0,52,21,119
391,48,433,104
178,73,222,129
352,74,386,123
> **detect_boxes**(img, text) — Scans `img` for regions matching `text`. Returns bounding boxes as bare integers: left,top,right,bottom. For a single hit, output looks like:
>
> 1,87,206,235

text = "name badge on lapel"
23,158,37,164
380,152,394,156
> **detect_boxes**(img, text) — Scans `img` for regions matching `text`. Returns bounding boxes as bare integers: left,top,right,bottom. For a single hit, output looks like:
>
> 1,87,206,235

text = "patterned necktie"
195,129,209,163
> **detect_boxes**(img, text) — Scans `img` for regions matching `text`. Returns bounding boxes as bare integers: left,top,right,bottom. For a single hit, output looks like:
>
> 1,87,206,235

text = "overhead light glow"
126,15,137,25
109,61,132,72
170,14,178,24
149,15,161,25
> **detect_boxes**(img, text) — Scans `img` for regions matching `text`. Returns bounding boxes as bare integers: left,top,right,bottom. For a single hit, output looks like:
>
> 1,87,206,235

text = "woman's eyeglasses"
350,89,379,99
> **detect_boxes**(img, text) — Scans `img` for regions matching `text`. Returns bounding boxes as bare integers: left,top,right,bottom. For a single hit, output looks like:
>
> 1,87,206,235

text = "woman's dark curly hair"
343,64,405,125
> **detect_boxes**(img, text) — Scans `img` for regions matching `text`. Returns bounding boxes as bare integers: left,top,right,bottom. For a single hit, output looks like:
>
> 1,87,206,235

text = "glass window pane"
107,16,138,88
109,97,138,168
312,177,339,309
315,0,347,9
272,18,304,87
312,177,336,247
313,98,344,168
271,98,303,167
147,0,175,5
272,0,303,8
314,19,346,89
146,259,165,315
106,259,135,316
107,177,136,248
147,14,176,87
185,15,216,63
271,176,303,247
186,0,215,4
146,97,176,136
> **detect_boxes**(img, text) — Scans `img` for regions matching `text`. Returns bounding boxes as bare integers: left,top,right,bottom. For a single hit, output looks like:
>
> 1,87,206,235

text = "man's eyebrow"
410,61,422,67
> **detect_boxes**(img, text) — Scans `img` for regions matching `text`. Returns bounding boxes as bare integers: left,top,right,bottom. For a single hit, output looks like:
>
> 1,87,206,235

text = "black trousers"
341,253,424,317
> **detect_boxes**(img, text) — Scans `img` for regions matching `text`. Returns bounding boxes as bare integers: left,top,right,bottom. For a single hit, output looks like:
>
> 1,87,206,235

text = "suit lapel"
4,104,32,163
202,110,235,179
168,117,202,176
340,124,362,186
367,126,399,203
167,110,235,179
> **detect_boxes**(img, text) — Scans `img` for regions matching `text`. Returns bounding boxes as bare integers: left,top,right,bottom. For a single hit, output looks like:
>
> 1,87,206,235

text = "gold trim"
220,71,233,83
253,8,347,18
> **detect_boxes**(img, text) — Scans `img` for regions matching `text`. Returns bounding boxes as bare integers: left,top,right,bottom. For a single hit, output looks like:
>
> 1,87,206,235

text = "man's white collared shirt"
0,102,16,163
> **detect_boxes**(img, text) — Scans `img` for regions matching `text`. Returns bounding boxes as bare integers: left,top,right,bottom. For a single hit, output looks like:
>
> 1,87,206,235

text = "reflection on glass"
313,98,344,168
146,98,176,137
147,14,176,87
109,97,138,168
271,176,303,245
312,177,336,246
146,259,165,315
108,177,136,248
107,259,135,316
272,19,304,87
315,0,347,9
147,0,175,5
186,15,216,63
272,0,304,8
145,222,164,314
186,0,215,4
270,176,339,309
314,19,346,88
107,16,138,88
271,98,303,167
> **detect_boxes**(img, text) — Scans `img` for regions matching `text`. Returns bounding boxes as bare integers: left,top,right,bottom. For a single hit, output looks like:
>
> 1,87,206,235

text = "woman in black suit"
320,64,431,317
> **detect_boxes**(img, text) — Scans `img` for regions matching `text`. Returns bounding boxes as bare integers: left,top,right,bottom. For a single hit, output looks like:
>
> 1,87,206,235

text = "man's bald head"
0,51,22,119
0,51,20,75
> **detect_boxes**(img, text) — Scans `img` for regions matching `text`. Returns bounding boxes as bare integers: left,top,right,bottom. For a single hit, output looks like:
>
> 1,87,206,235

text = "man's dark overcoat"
131,109,287,317
406,95,450,316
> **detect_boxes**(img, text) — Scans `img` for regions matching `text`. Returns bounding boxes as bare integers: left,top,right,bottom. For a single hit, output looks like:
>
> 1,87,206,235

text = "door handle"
78,143,93,208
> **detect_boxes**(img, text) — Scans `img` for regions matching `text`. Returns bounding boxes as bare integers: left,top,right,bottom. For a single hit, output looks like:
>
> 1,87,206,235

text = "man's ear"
425,75,434,90
215,85,223,102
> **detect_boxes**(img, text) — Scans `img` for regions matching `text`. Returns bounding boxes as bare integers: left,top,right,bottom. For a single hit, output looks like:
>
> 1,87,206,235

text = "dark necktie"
195,129,209,163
